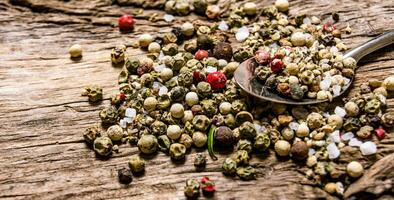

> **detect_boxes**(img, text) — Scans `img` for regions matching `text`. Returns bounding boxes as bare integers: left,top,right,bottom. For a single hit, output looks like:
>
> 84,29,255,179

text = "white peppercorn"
344,101,359,117
183,110,194,123
206,5,220,19
107,125,124,142
274,140,291,156
291,32,306,46
167,125,183,140
148,42,161,53
170,103,185,118
275,0,289,12
181,22,195,36
296,122,310,137
144,97,158,111
243,2,257,16
185,92,199,106
161,68,174,82
306,155,317,167
219,102,232,115
327,114,343,130
179,134,193,149
192,131,207,147
69,44,82,58
346,161,364,178
139,34,154,48
383,76,394,91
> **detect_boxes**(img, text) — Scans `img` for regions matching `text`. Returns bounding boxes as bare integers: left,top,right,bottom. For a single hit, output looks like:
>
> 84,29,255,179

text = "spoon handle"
344,30,394,61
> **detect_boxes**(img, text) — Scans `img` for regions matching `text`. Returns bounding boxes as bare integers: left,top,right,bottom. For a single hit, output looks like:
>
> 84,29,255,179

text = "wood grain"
0,0,393,199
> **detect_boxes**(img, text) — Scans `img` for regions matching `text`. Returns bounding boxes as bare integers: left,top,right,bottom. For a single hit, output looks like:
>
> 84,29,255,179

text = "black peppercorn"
213,42,233,61
214,126,234,147
172,27,184,44
118,168,133,184
197,34,213,50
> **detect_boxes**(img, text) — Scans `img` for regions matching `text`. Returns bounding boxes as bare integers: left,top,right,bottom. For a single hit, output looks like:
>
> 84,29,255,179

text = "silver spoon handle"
344,30,394,61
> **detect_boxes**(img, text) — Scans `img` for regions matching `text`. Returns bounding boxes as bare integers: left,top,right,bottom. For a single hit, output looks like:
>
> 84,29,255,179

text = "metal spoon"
234,30,394,105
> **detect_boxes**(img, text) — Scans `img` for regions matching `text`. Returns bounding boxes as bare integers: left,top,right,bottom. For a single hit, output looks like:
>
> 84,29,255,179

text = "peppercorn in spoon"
234,30,394,105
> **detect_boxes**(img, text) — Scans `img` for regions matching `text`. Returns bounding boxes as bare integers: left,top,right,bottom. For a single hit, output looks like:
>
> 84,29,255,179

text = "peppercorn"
243,2,257,16
236,166,256,180
381,113,394,127
194,153,207,169
231,99,247,113
179,134,193,149
148,42,161,53
169,143,187,160
167,124,183,140
344,101,359,117
93,136,113,156
213,126,234,147
306,112,324,129
157,135,171,152
364,99,381,114
206,5,220,19
170,86,187,102
343,118,361,132
324,182,337,194
275,0,289,12
235,139,252,153
238,121,257,140
184,39,198,53
69,44,82,58
196,81,212,98
212,42,233,62
254,133,270,151
346,161,364,178
200,176,215,194
118,168,133,184
233,150,249,165
290,141,308,160
81,85,103,103
197,34,213,50
83,125,101,144
99,106,119,124
184,179,200,198
110,44,127,64
118,15,134,32
137,134,158,154
174,0,190,16
343,57,357,69
192,0,208,15
107,125,124,142
275,140,291,156
356,125,373,139
162,43,178,56
139,34,154,48
375,128,386,140
192,131,207,147
383,76,394,91
327,114,343,130
128,155,145,173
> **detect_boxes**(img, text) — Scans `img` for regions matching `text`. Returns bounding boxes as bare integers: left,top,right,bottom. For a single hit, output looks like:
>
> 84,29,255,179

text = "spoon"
234,30,394,105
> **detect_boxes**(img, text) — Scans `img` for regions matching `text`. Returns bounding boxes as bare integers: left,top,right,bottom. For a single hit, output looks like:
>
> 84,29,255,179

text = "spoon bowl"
234,30,394,105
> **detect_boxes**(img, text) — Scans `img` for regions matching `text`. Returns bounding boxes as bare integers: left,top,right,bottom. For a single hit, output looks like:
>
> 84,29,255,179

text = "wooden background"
0,0,393,199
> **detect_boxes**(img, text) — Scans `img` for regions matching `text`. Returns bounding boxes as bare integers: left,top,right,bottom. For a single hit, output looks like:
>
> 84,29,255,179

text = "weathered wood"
0,0,393,199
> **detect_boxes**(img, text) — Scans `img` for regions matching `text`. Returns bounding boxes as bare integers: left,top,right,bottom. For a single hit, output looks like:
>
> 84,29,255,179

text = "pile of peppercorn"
79,0,394,198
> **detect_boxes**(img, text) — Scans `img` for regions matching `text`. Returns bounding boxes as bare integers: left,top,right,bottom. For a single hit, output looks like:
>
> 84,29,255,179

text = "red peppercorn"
118,93,126,101
194,49,209,60
193,69,206,84
206,71,227,90
200,176,215,193
375,128,385,140
323,22,336,32
118,15,135,32
270,58,284,73
254,49,270,65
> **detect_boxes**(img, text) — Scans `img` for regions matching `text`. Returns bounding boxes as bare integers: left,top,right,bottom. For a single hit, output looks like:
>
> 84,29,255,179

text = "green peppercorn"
222,158,237,175
233,150,249,165
184,178,200,198
178,71,193,87
236,139,252,153
81,85,103,103
201,99,218,117
194,153,207,170
137,134,158,154
83,125,101,144
254,133,270,151
93,136,113,156
128,155,145,173
364,99,381,114
192,0,208,15
170,86,188,102
236,166,256,180
239,121,257,140
151,120,167,136
99,106,119,124
192,115,211,131
231,99,247,113
111,44,127,64
343,118,361,132
235,111,254,125
197,34,213,50
157,135,171,153
162,43,178,56
184,39,198,53
169,143,187,160
196,82,212,98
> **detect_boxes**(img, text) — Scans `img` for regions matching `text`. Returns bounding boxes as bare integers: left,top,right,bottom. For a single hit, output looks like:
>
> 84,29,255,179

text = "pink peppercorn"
254,49,270,65
375,128,385,140
118,15,135,32
270,58,284,73
206,71,227,90
194,49,209,60
200,176,215,193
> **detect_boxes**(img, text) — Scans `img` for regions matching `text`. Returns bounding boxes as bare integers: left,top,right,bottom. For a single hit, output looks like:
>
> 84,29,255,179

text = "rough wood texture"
0,0,393,199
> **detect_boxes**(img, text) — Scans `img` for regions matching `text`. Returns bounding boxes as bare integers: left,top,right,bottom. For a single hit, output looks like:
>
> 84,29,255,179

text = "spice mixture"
80,0,394,198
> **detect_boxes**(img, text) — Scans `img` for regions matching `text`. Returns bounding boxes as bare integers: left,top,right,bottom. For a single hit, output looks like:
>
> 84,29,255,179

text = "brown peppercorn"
290,141,308,160
212,42,233,61
214,126,235,147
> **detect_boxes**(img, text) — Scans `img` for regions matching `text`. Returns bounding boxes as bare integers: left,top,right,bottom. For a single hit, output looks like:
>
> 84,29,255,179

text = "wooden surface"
0,0,393,199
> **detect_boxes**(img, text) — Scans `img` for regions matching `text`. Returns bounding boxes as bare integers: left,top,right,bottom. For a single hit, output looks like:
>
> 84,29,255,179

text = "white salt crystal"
322,112,330,118
330,130,341,143
330,46,339,54
123,117,133,123
119,119,127,128
377,94,386,104
327,143,340,159
154,64,165,72
235,26,250,42
125,108,137,118
206,66,217,73
218,21,229,31
254,124,263,133
152,81,163,90
163,14,174,22
332,85,341,97
360,141,377,155
158,51,165,61
308,148,316,156
349,138,362,147
342,132,354,141
320,75,332,91
159,86,168,96
334,106,346,118
303,17,311,25
289,122,299,131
